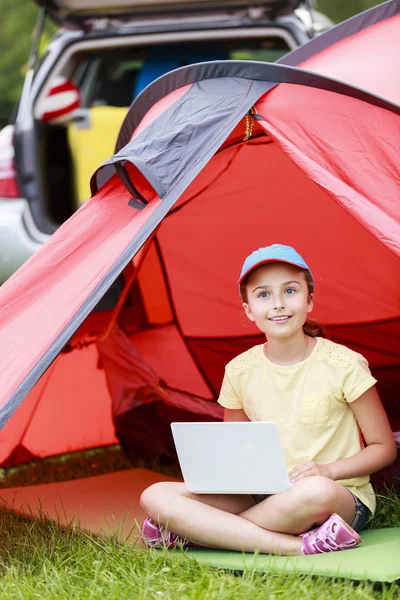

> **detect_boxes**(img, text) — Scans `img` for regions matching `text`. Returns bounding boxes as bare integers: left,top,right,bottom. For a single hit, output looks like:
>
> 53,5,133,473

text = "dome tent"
0,2,399,482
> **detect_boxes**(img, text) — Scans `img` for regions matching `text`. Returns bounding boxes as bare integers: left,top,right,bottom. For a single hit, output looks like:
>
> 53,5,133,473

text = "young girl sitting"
140,244,397,555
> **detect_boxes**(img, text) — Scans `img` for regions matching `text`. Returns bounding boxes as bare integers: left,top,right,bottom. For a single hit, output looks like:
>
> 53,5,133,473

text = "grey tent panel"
115,58,400,153
92,76,276,196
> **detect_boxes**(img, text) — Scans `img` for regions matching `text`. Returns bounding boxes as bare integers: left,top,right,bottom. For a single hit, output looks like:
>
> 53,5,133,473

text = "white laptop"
171,422,291,495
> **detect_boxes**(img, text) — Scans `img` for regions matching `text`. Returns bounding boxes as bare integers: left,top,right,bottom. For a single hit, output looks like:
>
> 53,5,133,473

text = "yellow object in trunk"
68,106,128,206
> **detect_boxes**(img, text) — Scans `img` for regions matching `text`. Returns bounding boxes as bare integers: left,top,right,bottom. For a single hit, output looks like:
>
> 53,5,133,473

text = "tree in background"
0,0,386,127
0,0,55,127
317,0,385,24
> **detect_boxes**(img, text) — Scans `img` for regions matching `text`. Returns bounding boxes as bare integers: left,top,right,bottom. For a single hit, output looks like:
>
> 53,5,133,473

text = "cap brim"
238,258,308,285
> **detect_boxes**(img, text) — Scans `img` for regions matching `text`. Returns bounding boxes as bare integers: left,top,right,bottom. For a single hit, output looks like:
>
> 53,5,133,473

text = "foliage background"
0,0,386,127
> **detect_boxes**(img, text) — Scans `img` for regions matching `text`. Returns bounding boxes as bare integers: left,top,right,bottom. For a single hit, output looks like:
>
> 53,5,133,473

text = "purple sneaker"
301,513,361,555
142,517,190,549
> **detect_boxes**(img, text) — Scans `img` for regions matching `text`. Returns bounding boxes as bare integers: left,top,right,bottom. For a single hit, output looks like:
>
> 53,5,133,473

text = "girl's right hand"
289,461,333,483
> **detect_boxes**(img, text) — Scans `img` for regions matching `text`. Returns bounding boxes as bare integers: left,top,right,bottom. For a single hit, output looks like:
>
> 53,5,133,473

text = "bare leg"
141,477,357,555
141,482,303,555
240,477,357,535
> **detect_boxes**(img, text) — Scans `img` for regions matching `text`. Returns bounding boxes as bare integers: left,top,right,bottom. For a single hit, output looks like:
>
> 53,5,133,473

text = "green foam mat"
187,528,400,582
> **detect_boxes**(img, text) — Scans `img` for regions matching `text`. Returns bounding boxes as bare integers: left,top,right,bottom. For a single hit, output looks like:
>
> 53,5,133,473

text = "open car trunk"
33,34,293,224
15,0,320,235
34,0,303,28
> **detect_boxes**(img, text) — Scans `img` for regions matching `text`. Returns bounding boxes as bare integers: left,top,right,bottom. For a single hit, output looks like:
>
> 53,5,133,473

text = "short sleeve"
343,355,377,403
217,369,243,410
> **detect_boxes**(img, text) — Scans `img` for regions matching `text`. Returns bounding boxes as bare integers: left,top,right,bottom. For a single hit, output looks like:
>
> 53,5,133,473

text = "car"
0,0,332,283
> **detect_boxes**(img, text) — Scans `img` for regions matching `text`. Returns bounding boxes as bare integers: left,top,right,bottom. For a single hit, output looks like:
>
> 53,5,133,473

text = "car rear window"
71,38,290,108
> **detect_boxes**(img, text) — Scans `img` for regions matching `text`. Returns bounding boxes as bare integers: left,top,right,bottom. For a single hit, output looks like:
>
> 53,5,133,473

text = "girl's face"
242,262,313,340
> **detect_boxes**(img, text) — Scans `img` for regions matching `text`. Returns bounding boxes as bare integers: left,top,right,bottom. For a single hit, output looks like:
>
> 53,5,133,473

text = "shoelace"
308,528,357,554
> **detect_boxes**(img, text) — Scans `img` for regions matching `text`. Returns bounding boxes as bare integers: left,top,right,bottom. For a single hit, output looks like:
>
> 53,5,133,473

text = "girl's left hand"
289,461,334,483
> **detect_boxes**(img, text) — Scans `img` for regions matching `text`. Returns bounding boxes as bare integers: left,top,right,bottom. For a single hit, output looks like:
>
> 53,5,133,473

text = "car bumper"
0,198,50,283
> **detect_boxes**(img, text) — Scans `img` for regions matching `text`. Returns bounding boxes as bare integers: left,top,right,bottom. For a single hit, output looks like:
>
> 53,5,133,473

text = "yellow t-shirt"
218,337,377,514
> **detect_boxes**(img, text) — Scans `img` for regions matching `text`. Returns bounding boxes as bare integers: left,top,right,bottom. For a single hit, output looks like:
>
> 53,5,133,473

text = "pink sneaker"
301,513,361,555
141,517,190,549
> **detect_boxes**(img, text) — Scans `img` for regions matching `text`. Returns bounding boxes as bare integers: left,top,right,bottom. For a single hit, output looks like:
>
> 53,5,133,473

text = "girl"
140,244,397,555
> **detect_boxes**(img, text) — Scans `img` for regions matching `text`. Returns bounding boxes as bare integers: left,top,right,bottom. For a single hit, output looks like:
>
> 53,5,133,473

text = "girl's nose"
274,298,284,310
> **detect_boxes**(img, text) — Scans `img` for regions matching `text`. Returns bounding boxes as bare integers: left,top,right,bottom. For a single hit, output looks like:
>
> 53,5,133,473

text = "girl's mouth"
269,315,292,323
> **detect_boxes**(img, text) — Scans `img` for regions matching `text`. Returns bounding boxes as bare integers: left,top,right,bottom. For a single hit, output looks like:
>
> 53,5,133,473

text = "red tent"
0,1,399,471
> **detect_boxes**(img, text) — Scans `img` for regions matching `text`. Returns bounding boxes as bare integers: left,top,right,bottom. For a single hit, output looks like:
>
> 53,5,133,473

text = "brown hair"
240,265,328,339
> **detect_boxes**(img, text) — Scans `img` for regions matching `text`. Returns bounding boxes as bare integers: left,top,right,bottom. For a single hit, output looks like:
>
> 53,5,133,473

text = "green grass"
0,447,398,599
369,487,400,529
0,509,399,600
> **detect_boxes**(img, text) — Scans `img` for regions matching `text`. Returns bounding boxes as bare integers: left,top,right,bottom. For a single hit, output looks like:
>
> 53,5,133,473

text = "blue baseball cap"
239,244,314,289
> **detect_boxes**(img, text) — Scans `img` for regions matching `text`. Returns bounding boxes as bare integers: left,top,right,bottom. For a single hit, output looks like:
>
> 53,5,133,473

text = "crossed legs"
140,476,357,556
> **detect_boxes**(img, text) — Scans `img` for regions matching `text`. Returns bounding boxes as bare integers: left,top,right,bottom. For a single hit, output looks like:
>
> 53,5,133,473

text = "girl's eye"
258,291,269,298
285,288,296,295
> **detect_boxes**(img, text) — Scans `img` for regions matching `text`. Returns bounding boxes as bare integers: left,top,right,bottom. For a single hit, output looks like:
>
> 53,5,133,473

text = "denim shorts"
252,489,370,534
348,491,370,533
